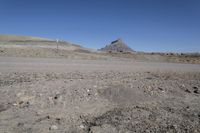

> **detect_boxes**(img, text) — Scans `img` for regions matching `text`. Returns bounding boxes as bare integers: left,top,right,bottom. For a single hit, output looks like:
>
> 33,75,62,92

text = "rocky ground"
0,57,200,133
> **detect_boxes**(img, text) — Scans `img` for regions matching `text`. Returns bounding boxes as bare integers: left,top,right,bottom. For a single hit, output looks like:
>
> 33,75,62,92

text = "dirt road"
0,57,200,133
0,57,199,73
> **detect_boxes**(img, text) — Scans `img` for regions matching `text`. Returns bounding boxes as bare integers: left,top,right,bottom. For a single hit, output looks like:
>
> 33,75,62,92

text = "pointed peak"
99,39,134,52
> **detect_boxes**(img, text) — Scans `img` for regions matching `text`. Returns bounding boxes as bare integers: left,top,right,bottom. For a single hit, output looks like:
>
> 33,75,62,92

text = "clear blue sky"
0,0,200,52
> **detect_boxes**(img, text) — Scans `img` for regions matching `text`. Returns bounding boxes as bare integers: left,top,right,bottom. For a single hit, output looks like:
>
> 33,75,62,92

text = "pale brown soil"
0,57,200,133
0,42,200,64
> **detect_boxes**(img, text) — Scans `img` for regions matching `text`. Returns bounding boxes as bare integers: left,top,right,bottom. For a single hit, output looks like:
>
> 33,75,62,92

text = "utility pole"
56,39,59,53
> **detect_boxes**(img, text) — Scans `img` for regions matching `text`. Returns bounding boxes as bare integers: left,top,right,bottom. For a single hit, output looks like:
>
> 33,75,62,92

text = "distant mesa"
99,39,134,53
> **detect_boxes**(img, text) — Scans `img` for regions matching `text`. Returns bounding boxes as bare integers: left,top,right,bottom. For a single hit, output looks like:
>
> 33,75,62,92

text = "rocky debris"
17,122,24,127
49,125,58,130
79,124,85,129
13,95,34,108
90,124,117,133
82,105,200,132
34,116,50,123
183,86,199,94
0,71,200,132
185,89,191,93
193,86,199,94
99,39,134,53
99,84,149,105
158,87,163,91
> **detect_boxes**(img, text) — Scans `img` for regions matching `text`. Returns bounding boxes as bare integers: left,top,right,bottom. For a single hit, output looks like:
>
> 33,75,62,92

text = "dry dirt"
0,41,200,64
0,57,200,133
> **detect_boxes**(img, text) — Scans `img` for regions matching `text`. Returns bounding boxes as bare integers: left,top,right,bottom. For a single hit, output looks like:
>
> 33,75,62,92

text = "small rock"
17,122,24,127
13,103,18,106
146,77,152,80
193,86,198,90
193,86,199,94
158,87,163,91
79,124,85,129
198,113,200,118
19,101,24,105
54,94,62,100
185,89,191,93
56,118,60,121
49,125,58,130
194,90,198,94
47,115,50,119
181,84,185,88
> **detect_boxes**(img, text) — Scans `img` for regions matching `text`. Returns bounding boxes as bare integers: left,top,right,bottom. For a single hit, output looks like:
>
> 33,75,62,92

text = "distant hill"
0,34,94,52
99,39,134,52
0,35,52,42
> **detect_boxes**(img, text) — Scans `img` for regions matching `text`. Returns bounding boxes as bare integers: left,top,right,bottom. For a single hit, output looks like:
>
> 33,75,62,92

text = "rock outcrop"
99,39,134,52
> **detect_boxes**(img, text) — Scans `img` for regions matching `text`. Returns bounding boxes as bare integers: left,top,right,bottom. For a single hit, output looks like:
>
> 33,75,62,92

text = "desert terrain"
0,35,200,133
